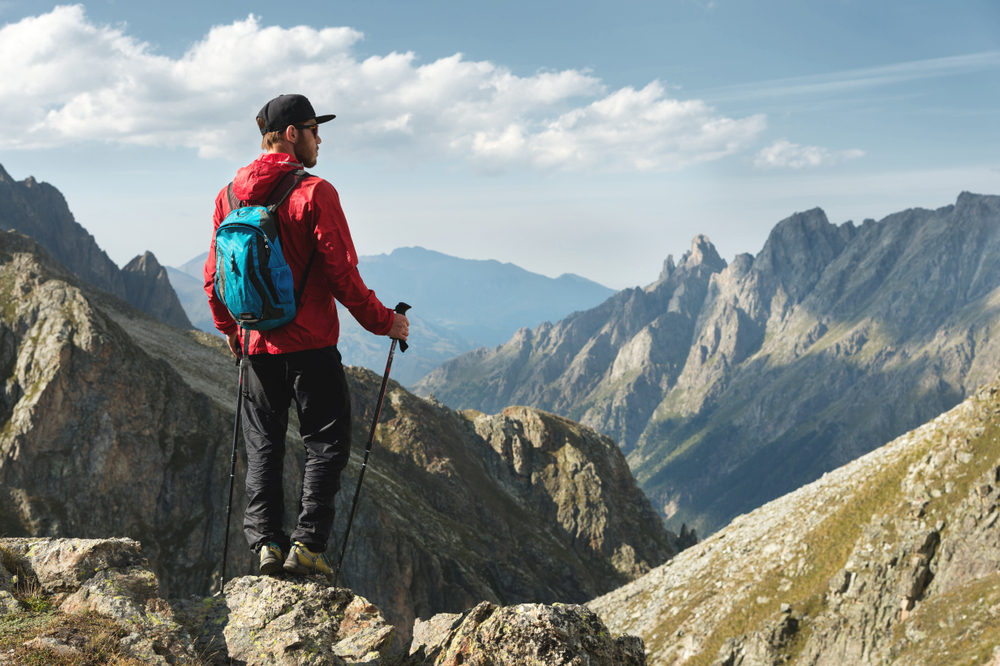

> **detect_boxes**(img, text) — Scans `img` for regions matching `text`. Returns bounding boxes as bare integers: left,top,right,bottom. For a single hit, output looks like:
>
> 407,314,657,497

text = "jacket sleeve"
204,191,239,336
308,181,395,336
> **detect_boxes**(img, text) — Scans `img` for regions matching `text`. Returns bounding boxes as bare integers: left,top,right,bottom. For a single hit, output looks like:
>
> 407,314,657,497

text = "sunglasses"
294,123,319,137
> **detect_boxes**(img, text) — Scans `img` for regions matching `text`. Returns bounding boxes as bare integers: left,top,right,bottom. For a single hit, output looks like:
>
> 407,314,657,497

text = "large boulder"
408,601,645,666
223,576,394,666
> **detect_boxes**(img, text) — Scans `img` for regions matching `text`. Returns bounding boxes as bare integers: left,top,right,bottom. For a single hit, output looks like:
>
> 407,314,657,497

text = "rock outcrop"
122,251,193,330
0,229,672,644
0,162,192,329
0,537,644,665
0,231,232,597
416,193,1000,537
588,377,1000,665
406,600,645,665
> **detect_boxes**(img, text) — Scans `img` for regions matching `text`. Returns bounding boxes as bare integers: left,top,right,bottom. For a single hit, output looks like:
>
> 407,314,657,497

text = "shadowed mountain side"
0,163,125,298
0,163,192,330
122,252,193,330
416,193,1000,537
0,232,232,599
0,230,673,645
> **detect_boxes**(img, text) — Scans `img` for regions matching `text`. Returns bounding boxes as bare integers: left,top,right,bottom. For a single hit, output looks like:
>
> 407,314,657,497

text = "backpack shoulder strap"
265,169,310,210
254,169,310,244
225,182,242,215
258,169,317,306
269,169,316,309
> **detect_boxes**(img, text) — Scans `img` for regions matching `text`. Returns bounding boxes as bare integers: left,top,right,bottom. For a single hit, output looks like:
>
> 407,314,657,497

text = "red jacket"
204,153,394,353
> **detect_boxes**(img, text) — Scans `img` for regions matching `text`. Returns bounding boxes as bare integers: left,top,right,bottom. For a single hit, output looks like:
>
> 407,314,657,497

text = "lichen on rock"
223,575,394,666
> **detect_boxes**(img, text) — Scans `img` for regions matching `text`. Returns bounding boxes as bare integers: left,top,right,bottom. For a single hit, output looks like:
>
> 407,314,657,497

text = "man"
204,93,408,578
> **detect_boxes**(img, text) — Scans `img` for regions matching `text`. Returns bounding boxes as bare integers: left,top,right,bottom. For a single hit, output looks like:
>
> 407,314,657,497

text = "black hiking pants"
241,346,352,554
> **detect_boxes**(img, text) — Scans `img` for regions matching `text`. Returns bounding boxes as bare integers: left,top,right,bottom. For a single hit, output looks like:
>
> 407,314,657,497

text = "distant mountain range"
415,192,1000,537
169,247,615,386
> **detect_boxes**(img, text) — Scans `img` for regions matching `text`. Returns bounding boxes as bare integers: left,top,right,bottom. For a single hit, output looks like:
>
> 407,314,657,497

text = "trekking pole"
221,332,250,588
333,302,410,588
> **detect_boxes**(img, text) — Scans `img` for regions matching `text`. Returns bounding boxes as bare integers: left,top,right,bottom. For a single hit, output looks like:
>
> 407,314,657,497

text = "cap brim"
316,114,336,124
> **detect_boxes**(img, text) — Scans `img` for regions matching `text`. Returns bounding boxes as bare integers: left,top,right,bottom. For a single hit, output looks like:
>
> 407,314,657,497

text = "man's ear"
283,125,298,143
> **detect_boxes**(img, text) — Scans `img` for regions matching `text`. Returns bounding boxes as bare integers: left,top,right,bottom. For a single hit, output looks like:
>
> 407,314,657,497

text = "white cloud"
753,140,865,169
709,51,1000,102
0,5,766,172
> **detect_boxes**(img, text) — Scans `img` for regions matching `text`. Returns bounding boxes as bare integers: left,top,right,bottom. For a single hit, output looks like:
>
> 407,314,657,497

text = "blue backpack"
213,169,316,331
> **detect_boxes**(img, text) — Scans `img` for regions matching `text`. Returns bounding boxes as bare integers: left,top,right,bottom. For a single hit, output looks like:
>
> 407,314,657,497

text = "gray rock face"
0,228,672,644
122,251,194,329
416,193,1000,536
0,163,191,329
0,232,232,597
224,576,395,665
589,379,1000,665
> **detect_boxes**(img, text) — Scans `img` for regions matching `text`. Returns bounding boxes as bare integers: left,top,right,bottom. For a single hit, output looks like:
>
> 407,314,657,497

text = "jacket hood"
232,153,303,203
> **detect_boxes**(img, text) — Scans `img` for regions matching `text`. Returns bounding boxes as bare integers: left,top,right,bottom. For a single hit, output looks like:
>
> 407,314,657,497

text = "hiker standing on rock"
204,93,409,578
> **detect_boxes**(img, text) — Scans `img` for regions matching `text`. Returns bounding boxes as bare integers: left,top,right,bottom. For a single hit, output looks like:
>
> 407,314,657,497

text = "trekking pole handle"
394,302,411,353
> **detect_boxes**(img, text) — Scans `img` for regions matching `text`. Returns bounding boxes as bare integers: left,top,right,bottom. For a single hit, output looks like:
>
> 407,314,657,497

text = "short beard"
294,134,317,168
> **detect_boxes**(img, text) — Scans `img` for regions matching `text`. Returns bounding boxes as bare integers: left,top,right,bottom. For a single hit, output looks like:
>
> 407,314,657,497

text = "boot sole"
283,561,334,582
260,560,284,575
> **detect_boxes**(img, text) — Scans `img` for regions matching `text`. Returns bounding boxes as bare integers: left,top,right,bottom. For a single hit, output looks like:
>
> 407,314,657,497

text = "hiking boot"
283,541,334,581
259,542,285,576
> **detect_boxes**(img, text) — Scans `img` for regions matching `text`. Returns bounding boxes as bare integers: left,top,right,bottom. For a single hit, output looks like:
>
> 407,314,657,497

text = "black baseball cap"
256,94,336,135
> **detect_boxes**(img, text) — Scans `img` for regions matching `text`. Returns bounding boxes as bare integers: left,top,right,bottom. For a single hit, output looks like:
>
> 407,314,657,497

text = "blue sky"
1,1,998,289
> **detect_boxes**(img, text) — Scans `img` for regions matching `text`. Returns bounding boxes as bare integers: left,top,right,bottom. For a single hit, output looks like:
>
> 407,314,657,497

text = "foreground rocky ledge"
0,537,645,665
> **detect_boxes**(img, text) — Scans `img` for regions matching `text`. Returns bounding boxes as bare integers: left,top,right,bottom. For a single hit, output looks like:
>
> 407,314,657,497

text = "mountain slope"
0,229,672,643
416,193,1000,536
589,376,1000,665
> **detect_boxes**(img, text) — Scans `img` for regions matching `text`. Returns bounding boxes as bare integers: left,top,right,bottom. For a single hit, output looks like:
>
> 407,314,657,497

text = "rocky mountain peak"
655,236,726,286
126,250,161,273
659,254,676,281
751,207,855,303
121,251,193,330
0,162,191,330
677,234,726,275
